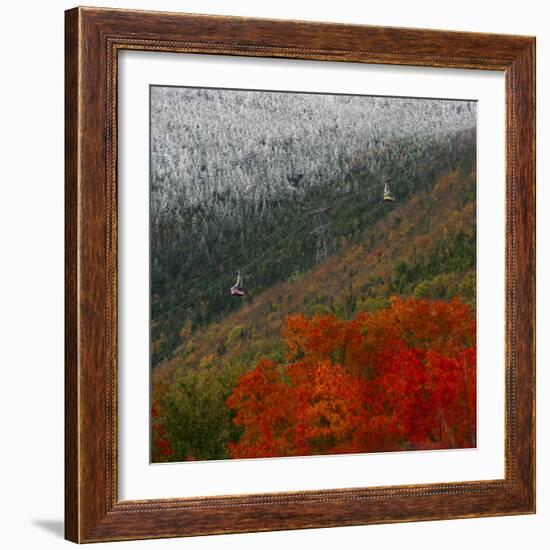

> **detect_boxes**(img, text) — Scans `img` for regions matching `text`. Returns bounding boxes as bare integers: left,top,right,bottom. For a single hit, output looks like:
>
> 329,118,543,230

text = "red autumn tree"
151,398,174,461
227,297,476,458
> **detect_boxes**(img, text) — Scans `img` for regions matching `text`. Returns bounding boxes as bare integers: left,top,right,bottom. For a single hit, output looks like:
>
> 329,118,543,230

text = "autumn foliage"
226,297,476,458
151,398,174,461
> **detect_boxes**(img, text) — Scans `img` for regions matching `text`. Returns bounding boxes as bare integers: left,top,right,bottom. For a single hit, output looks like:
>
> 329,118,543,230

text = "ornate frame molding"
65,7,535,542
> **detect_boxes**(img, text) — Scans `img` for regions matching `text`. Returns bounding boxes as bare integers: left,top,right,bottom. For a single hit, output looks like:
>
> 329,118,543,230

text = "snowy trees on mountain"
151,87,475,226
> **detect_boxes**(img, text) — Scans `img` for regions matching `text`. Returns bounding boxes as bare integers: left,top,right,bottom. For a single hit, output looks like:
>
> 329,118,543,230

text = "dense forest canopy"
150,86,476,366
151,87,475,220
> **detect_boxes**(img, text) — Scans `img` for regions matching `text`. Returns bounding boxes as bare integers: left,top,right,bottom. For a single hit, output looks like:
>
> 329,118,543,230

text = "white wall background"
0,1,546,548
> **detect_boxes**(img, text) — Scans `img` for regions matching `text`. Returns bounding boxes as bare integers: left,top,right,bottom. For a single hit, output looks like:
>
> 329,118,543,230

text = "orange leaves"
227,358,368,458
284,314,345,362
227,297,476,458
226,359,295,458
354,296,475,365
387,296,476,355
299,360,368,453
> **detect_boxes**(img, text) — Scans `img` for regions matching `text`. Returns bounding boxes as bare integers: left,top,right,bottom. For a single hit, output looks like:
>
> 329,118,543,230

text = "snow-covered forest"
151,87,475,227
150,85,476,366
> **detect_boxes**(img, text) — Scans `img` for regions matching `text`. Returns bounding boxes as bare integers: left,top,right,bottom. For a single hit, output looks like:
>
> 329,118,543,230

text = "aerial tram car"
230,270,245,297
383,180,396,202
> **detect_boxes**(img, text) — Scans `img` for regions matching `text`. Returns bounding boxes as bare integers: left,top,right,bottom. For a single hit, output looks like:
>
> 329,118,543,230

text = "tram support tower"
309,206,334,264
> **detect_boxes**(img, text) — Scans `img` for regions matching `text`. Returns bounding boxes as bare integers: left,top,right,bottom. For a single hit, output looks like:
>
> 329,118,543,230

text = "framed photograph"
65,7,535,543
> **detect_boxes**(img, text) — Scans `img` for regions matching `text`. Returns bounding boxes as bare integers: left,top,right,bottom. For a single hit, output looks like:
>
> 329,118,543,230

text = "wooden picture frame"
65,6,536,543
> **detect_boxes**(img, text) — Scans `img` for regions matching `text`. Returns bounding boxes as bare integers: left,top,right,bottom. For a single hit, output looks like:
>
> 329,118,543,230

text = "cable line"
153,174,393,315
152,213,311,303
152,217,311,323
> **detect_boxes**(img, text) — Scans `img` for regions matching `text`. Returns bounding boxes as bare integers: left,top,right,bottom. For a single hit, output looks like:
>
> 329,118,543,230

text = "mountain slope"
154,159,476,384
150,87,476,366
151,127,476,366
